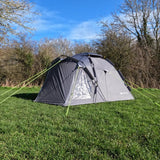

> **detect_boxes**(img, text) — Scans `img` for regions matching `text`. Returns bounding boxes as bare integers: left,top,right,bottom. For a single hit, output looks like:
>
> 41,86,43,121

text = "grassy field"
0,87,160,160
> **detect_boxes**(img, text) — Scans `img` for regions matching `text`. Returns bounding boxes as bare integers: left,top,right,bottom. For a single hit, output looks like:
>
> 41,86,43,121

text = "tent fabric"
35,53,134,106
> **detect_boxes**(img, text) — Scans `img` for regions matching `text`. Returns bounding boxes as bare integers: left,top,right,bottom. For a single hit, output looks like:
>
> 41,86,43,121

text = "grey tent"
35,53,134,106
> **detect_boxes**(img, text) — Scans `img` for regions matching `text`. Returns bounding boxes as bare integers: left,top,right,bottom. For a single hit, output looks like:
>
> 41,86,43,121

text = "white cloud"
32,5,108,41
32,5,67,32
68,20,101,41
33,19,65,31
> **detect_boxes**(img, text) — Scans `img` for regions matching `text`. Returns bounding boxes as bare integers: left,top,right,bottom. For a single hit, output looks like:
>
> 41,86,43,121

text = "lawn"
0,87,160,159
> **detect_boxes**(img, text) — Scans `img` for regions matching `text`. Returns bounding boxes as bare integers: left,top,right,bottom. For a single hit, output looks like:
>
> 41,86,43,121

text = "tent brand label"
120,92,129,95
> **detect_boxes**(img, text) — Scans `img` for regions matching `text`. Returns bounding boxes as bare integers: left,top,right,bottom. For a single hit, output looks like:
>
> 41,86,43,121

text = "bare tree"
38,38,74,59
112,0,160,48
73,42,96,54
51,38,74,56
0,0,36,43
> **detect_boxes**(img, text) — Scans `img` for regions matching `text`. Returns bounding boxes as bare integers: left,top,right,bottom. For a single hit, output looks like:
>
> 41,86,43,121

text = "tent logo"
120,92,129,95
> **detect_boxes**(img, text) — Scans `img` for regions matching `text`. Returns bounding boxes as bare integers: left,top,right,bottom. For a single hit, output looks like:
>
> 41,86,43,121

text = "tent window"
72,70,92,100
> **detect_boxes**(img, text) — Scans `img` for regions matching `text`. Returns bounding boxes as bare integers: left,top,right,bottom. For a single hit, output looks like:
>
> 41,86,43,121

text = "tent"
35,53,134,106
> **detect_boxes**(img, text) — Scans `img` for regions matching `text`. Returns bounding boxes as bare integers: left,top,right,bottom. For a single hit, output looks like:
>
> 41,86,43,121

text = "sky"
30,0,123,42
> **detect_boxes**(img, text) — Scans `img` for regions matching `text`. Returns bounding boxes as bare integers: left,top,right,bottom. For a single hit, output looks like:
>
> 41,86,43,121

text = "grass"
0,87,160,159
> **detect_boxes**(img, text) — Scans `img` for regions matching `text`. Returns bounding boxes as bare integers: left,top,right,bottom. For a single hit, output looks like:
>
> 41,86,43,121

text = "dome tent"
35,53,134,106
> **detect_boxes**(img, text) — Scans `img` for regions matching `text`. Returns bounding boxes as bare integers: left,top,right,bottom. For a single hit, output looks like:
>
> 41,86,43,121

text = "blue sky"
30,0,123,42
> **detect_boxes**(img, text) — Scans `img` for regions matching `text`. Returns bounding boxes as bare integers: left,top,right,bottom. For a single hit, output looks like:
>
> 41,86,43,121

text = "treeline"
0,36,96,86
0,0,159,88
0,33,159,88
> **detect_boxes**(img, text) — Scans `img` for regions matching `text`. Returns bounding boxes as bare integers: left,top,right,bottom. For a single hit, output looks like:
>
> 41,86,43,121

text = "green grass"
0,87,160,160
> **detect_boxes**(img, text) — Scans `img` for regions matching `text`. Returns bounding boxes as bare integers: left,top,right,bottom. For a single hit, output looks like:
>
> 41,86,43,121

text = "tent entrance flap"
72,69,93,100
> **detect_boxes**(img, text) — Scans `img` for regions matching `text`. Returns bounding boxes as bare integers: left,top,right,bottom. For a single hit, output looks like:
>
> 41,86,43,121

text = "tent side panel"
105,70,134,101
35,61,77,105
90,57,134,102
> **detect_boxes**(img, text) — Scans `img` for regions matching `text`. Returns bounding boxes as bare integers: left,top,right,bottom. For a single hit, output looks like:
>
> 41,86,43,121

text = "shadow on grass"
13,93,38,101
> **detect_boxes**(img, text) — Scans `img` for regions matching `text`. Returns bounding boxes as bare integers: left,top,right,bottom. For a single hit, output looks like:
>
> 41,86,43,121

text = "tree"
0,35,35,85
37,38,74,64
112,0,160,48
0,0,36,44
95,24,133,77
73,42,96,54
50,38,74,56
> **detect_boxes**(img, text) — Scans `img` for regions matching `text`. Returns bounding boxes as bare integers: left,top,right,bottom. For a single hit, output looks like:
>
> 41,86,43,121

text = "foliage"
0,87,160,159
95,25,133,77
0,36,95,86
112,0,160,49
73,42,96,54
0,36,35,85
13,36,34,78
0,0,37,44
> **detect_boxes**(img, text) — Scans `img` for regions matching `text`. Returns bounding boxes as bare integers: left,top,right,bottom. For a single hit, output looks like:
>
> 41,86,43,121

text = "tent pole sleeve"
83,67,94,80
